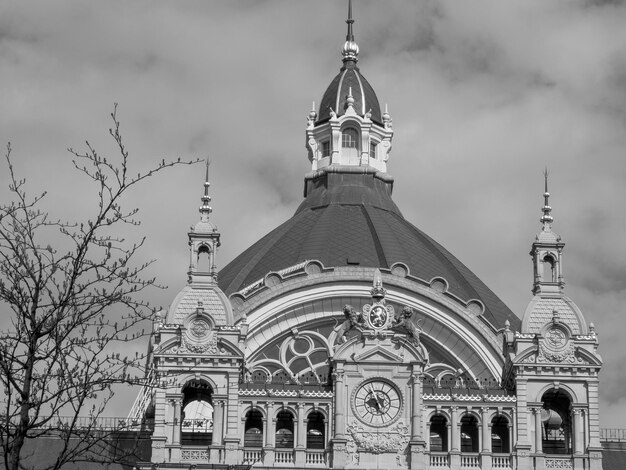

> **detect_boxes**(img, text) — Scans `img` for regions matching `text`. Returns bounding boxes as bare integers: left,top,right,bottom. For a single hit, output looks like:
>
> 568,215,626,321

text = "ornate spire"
199,159,213,223
529,169,564,295
188,158,220,284
345,86,355,110
540,168,553,230
342,0,359,63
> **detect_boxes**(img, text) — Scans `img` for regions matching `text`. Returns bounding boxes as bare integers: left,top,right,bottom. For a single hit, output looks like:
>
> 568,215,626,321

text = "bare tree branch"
0,105,199,470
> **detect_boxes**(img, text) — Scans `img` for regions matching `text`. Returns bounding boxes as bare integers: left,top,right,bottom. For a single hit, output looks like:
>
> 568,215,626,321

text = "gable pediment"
352,345,404,363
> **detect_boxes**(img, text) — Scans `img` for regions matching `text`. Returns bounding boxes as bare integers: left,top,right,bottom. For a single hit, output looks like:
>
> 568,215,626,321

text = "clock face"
353,379,402,427
368,305,388,329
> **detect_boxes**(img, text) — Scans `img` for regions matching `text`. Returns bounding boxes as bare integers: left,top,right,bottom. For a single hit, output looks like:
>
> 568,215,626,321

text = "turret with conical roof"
509,173,603,461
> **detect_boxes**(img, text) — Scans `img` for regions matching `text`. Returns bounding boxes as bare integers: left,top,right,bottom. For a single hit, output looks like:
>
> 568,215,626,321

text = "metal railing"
600,428,626,442
181,418,213,433
34,416,154,431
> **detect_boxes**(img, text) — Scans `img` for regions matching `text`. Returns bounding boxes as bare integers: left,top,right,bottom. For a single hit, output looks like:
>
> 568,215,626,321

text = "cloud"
1,0,625,428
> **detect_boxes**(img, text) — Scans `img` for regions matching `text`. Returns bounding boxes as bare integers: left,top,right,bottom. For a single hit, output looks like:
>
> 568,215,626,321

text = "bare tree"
0,105,197,470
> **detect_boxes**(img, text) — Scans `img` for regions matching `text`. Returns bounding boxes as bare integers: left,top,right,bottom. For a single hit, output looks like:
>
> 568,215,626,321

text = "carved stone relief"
345,421,410,465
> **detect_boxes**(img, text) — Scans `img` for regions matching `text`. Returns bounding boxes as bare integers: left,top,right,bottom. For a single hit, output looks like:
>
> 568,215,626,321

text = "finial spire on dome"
345,86,355,109
540,168,553,230
342,0,359,63
199,159,213,223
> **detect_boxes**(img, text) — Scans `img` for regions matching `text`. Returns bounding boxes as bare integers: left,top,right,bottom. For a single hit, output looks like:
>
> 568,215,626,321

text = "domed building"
136,4,604,470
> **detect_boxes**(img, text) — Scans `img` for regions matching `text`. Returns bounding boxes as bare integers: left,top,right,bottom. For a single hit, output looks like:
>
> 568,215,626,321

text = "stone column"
209,400,225,463
572,407,586,470
450,407,459,452
297,403,307,448
265,402,276,447
411,370,423,439
211,400,224,446
172,398,182,446
167,396,183,463
532,407,546,470
573,408,584,455
263,402,276,467
295,403,306,467
510,408,516,453
534,408,543,454
481,408,492,452
481,408,493,470
331,368,348,469
409,369,426,470
449,406,460,469
333,369,346,439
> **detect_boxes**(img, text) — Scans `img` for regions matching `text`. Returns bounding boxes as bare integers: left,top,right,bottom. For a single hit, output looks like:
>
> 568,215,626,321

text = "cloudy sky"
2,1,625,427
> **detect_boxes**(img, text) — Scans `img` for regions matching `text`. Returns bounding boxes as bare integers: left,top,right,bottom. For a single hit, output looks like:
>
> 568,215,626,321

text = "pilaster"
408,440,426,470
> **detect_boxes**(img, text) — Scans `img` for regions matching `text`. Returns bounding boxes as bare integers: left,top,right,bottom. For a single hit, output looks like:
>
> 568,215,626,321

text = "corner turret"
505,173,603,465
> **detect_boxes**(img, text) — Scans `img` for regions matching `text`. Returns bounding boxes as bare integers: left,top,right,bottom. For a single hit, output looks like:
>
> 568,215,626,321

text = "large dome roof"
218,171,519,330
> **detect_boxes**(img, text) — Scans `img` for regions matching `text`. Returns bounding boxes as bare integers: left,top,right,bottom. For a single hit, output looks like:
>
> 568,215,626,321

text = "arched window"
244,409,264,448
341,128,358,148
275,411,294,449
542,389,572,454
439,373,457,389
542,254,556,282
460,415,479,452
306,412,325,449
429,415,448,452
250,370,268,384
197,244,211,273
491,416,510,453
181,380,213,445
341,127,359,164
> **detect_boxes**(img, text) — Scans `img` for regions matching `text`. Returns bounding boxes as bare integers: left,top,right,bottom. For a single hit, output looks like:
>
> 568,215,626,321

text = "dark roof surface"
603,444,626,470
218,171,520,330
317,62,382,123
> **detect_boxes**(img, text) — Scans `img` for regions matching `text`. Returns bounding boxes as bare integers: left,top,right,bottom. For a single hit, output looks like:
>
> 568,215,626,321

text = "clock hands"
368,383,385,413
355,380,401,426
